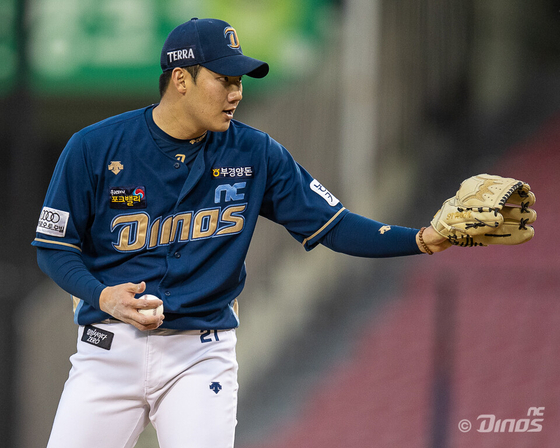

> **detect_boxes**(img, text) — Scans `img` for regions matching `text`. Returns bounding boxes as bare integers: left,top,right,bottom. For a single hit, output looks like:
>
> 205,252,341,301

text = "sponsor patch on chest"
212,166,254,179
81,325,114,350
109,186,147,209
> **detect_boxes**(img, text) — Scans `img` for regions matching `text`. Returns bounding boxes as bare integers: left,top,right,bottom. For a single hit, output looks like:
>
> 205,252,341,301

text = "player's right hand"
99,281,164,331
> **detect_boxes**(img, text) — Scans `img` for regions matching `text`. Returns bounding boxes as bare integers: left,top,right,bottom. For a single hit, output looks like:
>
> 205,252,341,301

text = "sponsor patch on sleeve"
109,186,147,209
310,179,339,206
36,206,70,237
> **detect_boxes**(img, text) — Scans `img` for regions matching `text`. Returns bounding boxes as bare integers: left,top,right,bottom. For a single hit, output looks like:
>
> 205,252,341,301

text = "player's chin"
221,111,235,125
211,121,232,133
206,114,234,133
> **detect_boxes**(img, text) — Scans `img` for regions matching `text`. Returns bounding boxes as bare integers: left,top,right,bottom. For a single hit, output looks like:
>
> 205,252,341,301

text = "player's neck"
152,103,206,142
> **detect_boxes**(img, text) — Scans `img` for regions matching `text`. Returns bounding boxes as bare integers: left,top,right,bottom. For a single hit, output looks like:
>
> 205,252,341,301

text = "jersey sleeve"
32,132,94,253
259,140,348,250
320,212,423,257
36,247,106,309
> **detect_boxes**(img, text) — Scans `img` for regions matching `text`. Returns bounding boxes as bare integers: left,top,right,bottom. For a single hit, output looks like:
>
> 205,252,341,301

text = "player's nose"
228,87,242,103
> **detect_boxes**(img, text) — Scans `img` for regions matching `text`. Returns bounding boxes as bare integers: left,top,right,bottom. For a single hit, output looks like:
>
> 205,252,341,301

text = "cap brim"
202,55,269,78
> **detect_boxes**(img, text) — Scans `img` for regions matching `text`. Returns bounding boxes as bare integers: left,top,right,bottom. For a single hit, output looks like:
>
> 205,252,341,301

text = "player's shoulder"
63,106,151,163
63,106,151,157
210,120,283,155
221,119,270,142
77,106,149,137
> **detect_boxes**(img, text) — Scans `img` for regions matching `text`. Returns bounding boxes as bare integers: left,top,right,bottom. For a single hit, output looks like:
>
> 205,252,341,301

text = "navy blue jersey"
33,106,348,330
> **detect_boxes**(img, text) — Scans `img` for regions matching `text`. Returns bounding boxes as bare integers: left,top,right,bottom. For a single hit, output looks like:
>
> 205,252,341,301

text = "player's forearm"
320,212,422,257
36,247,106,309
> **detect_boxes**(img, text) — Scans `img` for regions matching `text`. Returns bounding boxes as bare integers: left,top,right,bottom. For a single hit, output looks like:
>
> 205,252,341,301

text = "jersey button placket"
174,162,181,169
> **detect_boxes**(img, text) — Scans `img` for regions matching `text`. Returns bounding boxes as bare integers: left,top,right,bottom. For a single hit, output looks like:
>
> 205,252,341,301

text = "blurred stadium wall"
1,1,559,447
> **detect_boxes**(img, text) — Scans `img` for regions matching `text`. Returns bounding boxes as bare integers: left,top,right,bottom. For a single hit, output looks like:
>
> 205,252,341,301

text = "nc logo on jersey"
215,183,246,203
310,179,339,206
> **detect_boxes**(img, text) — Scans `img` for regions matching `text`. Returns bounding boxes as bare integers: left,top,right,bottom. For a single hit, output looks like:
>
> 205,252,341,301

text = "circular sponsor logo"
41,210,60,223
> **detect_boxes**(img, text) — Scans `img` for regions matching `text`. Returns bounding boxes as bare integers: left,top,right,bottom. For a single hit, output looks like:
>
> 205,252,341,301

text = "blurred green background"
1,0,337,96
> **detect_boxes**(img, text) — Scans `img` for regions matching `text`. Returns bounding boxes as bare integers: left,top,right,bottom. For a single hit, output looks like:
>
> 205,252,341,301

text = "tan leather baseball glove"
431,174,536,246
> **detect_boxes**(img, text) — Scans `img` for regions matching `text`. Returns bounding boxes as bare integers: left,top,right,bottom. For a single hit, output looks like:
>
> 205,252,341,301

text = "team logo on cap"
224,27,240,49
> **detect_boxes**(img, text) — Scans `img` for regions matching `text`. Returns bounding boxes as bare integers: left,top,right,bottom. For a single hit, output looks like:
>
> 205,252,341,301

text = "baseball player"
33,17,533,448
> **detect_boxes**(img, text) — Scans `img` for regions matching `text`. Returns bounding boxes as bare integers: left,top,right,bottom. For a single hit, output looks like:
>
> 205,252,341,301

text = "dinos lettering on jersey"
111,204,247,252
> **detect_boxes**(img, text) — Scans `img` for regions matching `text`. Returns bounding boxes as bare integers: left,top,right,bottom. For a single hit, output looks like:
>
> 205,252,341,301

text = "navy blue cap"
160,18,269,78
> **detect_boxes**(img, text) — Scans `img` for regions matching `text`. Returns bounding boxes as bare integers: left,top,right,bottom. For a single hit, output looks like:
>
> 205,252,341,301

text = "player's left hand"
416,225,452,254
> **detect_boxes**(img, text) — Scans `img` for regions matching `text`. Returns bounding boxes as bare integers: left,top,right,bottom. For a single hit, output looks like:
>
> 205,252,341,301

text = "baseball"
138,294,164,317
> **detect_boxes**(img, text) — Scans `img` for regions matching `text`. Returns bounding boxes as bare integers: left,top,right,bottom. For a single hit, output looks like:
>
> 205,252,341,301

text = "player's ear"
170,67,189,94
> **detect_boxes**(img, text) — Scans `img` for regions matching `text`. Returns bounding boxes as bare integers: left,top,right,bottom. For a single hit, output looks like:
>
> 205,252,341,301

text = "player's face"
183,67,243,134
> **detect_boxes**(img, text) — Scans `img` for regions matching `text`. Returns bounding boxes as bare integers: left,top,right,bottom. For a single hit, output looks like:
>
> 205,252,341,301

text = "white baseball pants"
46,322,238,448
